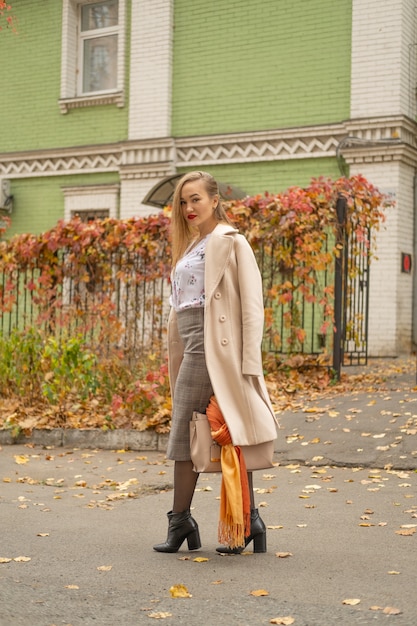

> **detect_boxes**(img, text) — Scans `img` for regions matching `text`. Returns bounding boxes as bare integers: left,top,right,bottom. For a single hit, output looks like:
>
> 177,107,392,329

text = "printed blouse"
170,235,211,311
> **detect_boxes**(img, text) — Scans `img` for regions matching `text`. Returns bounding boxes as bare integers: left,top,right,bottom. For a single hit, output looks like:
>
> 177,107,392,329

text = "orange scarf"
206,396,251,548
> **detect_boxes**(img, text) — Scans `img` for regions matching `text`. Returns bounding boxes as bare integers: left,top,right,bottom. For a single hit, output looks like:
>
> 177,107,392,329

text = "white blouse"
170,235,211,311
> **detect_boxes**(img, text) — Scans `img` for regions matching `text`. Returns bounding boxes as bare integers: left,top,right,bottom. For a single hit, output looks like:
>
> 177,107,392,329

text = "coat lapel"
205,224,236,304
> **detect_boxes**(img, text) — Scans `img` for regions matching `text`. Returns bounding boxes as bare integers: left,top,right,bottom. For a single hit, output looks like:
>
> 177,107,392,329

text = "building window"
62,184,120,221
60,0,125,114
80,1,118,94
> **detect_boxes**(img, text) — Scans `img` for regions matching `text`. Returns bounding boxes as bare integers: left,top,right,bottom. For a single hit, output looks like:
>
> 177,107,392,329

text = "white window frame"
59,0,125,114
61,184,120,220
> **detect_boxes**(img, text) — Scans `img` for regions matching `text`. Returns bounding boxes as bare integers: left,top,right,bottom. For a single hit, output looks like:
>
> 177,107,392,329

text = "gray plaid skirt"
166,307,213,461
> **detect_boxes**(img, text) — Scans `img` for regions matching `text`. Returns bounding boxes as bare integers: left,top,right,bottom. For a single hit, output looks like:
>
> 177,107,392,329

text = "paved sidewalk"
275,358,417,470
1,357,416,470
0,359,416,625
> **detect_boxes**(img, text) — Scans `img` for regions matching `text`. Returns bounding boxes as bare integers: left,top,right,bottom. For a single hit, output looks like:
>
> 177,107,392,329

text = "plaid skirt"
166,307,213,461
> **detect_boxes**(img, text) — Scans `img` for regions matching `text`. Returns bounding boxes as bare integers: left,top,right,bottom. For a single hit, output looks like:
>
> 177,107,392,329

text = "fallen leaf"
147,612,172,619
193,557,209,563
14,455,29,465
388,571,400,575
0,557,12,563
250,589,269,596
37,533,49,537
342,598,361,605
270,617,295,625
395,528,415,536
65,585,79,590
275,552,293,558
169,584,192,598
13,556,31,562
383,607,402,615
97,565,112,571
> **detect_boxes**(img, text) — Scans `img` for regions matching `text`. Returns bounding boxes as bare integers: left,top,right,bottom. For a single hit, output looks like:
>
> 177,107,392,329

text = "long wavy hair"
170,171,232,266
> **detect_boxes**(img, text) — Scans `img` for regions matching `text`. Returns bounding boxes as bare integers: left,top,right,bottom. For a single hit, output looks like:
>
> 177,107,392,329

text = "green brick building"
1,0,416,357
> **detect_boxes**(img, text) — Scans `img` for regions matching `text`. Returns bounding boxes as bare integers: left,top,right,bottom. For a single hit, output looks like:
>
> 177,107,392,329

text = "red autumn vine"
0,175,389,432
0,1,16,31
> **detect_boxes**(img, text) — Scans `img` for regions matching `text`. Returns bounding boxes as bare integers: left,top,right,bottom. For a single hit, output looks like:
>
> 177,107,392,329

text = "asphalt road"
1,445,416,626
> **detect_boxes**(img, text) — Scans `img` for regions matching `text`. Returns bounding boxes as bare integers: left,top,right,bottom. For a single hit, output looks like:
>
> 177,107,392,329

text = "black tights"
172,460,255,513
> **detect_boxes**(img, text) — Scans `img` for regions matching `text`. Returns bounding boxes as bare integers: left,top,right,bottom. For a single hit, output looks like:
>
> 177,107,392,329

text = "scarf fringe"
218,510,252,548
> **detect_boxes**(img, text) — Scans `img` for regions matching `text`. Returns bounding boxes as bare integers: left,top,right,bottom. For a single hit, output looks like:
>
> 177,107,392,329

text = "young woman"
153,171,277,554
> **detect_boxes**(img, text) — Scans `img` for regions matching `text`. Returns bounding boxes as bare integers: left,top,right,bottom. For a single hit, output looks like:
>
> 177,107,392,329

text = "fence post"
333,194,347,380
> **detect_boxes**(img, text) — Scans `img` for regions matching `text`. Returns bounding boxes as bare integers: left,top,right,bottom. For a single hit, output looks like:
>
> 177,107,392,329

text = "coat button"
214,292,221,299
219,314,226,322
221,338,229,346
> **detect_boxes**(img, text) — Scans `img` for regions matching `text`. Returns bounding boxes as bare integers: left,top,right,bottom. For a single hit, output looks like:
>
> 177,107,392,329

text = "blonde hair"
171,171,232,266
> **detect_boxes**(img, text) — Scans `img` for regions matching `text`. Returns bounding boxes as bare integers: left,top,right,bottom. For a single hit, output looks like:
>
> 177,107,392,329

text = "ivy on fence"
0,175,389,432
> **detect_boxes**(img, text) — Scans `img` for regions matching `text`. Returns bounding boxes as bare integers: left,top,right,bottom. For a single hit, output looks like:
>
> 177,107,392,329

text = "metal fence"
0,221,369,368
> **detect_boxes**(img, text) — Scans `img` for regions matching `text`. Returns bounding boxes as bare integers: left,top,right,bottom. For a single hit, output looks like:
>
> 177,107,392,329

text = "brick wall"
0,0,128,152
172,0,352,136
128,0,173,140
351,0,416,118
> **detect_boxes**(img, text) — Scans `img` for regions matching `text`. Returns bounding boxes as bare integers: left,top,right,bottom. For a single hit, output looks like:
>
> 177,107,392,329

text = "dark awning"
142,174,246,209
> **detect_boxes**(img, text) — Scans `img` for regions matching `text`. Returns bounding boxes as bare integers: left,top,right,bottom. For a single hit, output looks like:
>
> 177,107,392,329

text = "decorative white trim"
59,92,124,114
2,117,417,179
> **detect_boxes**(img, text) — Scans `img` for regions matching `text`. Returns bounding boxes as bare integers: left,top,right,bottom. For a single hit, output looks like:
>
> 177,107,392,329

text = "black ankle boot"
216,509,266,554
153,510,201,553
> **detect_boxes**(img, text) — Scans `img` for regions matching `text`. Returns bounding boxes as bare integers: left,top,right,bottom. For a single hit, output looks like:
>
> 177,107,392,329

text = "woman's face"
180,179,218,235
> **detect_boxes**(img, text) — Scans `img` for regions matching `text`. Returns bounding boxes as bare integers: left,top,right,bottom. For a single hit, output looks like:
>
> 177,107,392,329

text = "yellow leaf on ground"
14,455,29,465
250,589,269,596
275,552,293,558
0,557,12,563
97,565,112,571
193,557,209,563
13,556,31,562
65,585,79,590
342,598,361,606
270,617,295,625
395,528,415,536
169,584,192,598
147,612,172,619
383,607,402,615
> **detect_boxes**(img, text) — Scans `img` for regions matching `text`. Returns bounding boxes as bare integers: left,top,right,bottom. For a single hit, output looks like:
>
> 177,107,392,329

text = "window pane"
81,1,118,32
83,35,118,93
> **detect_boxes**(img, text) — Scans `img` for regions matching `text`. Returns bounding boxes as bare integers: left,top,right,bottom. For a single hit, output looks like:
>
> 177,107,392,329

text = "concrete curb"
0,428,170,451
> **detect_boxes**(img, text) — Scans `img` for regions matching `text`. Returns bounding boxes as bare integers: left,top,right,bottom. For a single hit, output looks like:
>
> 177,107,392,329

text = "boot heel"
186,528,201,550
252,532,266,553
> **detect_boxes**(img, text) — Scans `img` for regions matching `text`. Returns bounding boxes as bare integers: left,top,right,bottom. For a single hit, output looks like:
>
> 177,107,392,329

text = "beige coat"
168,223,278,447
